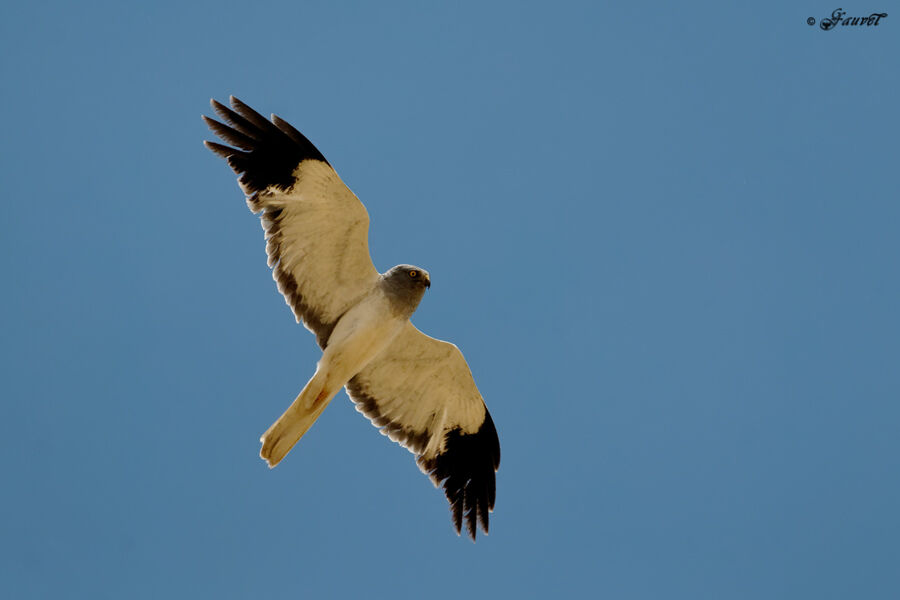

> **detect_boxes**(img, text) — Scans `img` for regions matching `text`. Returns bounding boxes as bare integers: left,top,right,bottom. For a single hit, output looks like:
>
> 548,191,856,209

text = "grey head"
380,264,431,318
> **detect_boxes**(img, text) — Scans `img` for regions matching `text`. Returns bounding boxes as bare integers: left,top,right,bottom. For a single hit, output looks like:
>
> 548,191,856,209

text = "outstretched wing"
203,96,380,347
346,322,501,540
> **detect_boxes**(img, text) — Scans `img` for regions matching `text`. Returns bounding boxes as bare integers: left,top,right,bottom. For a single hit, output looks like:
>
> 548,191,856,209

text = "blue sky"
2,1,898,598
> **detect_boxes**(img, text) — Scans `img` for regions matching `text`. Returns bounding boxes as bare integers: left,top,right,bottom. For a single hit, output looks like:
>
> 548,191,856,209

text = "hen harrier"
203,97,500,540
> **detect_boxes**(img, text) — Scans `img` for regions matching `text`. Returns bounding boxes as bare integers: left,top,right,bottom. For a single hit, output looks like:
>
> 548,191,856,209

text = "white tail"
259,371,336,467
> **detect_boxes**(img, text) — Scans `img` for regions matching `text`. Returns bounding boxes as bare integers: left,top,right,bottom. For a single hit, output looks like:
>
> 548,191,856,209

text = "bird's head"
385,264,431,289
382,264,431,315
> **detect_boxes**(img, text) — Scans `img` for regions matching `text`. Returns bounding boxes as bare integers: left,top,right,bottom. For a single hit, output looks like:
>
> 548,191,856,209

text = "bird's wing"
204,96,380,347
345,322,500,540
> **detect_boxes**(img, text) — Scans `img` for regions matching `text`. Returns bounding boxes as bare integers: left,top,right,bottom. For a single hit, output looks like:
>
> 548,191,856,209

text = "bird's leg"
259,370,337,467
307,387,331,410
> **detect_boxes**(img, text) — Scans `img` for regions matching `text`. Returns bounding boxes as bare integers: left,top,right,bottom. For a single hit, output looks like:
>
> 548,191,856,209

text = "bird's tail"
259,370,336,467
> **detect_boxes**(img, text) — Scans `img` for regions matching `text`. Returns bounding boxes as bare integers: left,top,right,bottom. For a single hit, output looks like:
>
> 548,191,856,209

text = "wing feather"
345,322,501,540
204,97,379,346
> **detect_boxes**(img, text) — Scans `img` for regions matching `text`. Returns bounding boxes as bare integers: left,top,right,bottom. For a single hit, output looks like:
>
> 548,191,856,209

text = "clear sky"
2,1,898,598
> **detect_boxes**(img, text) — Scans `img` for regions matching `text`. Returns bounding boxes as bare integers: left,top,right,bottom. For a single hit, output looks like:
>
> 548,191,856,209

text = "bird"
203,96,500,540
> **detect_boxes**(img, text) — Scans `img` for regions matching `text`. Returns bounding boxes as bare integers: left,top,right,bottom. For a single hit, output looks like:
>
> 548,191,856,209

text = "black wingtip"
229,96,275,133
417,407,500,541
203,96,331,193
204,140,237,158
203,115,257,150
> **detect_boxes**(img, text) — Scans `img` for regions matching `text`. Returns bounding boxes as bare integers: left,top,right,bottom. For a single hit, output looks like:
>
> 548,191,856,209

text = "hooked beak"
424,275,431,288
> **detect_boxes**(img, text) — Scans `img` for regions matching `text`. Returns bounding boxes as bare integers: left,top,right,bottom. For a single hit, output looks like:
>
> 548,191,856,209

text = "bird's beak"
424,276,431,288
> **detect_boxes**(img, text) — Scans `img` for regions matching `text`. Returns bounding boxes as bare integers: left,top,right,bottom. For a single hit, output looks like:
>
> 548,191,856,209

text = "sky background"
2,1,898,598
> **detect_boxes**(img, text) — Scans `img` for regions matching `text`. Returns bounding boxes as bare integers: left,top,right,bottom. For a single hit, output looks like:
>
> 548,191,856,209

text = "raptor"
203,97,500,540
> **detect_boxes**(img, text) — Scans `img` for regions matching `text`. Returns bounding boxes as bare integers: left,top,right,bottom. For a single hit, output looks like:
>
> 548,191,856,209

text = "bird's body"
261,269,427,466
204,97,499,540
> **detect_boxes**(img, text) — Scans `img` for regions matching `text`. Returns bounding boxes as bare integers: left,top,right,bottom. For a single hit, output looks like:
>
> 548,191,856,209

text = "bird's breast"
319,291,407,384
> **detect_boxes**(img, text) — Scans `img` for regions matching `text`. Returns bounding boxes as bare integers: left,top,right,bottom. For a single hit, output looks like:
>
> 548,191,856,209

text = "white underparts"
318,289,408,388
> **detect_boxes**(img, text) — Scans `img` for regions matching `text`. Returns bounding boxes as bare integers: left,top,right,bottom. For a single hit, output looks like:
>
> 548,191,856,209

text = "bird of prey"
203,97,500,540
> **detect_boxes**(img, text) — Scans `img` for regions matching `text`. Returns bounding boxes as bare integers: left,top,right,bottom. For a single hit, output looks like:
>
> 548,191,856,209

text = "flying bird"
203,97,500,540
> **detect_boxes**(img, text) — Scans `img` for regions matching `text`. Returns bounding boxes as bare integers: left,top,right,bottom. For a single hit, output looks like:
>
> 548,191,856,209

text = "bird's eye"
409,270,418,278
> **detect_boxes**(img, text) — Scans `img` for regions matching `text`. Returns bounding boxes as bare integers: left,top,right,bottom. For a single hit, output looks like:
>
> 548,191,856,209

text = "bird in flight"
203,97,500,540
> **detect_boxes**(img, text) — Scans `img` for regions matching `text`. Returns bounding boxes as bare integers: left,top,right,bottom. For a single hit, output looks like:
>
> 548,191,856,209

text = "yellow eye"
409,270,418,278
